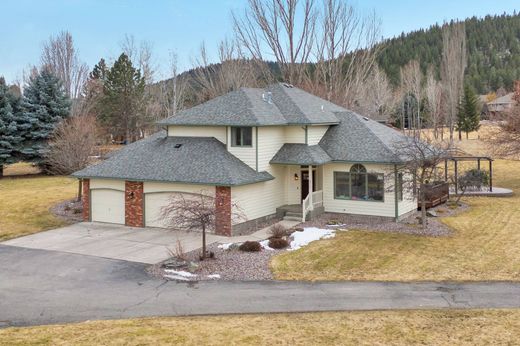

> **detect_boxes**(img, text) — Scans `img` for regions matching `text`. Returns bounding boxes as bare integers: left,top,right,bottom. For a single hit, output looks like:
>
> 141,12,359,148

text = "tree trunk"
201,224,207,260
0,165,3,178
420,183,427,229
458,129,462,141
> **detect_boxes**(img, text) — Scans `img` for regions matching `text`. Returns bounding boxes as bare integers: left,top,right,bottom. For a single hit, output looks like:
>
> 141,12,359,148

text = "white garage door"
91,189,125,224
145,192,173,228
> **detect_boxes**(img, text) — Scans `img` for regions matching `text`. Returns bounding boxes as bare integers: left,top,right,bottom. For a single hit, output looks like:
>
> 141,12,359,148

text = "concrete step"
285,211,303,218
283,216,303,222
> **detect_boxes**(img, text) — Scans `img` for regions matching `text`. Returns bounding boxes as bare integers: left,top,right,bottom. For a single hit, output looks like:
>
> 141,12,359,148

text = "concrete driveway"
1,222,229,264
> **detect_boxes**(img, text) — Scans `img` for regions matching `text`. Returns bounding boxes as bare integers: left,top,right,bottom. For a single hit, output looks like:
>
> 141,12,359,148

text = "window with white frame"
334,164,384,202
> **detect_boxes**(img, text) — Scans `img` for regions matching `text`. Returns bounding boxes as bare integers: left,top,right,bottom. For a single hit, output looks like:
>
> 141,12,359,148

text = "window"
350,164,367,200
334,172,350,199
231,127,253,147
333,164,385,202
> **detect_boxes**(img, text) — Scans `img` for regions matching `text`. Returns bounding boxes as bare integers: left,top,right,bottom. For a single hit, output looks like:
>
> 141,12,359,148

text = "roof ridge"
347,111,401,162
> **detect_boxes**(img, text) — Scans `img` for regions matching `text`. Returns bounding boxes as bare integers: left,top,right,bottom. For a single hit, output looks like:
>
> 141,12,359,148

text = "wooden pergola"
443,156,493,192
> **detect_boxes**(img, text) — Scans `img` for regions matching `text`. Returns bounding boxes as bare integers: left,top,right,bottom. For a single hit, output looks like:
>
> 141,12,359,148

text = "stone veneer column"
215,186,232,236
81,179,90,221
125,181,144,227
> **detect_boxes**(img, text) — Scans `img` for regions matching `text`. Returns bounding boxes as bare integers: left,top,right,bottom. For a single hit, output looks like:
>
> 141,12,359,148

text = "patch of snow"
164,274,192,281
218,243,233,250
164,269,196,278
207,274,221,279
289,227,338,250
259,239,274,251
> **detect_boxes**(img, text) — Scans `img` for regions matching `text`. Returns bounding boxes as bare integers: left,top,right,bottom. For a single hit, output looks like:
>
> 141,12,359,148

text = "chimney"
266,91,273,104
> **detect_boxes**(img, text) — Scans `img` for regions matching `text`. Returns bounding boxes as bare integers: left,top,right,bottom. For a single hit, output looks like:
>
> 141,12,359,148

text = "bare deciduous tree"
393,136,450,228
192,39,271,103
41,31,89,115
159,192,245,260
233,0,317,85
44,115,99,175
400,60,422,135
355,65,394,121
425,67,444,139
120,34,156,84
441,21,466,142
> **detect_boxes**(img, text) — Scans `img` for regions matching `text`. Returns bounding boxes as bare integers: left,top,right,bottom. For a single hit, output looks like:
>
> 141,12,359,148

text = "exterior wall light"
294,173,299,181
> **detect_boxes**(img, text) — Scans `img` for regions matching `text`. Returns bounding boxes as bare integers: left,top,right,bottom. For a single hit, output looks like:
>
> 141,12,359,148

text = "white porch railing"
302,190,323,222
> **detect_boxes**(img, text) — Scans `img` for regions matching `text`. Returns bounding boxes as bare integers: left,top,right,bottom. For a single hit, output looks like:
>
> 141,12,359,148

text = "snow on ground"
207,274,221,279
259,239,274,251
164,269,197,281
289,227,339,250
217,243,233,250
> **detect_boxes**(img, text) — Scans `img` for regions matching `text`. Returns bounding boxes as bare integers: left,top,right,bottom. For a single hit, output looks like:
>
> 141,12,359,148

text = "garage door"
91,189,125,224
145,192,173,228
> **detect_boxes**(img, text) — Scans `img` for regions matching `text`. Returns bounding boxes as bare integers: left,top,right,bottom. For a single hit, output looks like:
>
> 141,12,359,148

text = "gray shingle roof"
158,83,341,126
72,131,273,186
270,144,332,165
319,111,409,163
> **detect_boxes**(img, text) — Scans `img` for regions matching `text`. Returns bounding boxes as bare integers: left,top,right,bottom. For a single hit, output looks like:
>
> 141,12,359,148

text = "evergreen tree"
0,78,23,176
90,58,108,81
21,68,71,164
456,85,480,139
101,53,145,143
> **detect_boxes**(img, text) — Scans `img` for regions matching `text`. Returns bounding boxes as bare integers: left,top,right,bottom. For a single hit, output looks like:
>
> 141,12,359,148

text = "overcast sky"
1,0,518,83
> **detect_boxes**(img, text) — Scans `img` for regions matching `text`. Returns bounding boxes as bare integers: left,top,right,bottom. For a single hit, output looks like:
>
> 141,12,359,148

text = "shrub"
239,241,262,252
458,169,490,191
269,223,288,238
73,207,82,214
268,238,289,249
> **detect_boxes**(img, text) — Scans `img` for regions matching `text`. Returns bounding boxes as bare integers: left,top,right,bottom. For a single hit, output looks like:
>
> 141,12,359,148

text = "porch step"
285,211,302,218
283,216,303,222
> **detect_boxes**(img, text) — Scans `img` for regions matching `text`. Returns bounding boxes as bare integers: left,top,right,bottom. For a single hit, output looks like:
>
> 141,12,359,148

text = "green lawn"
0,167,77,241
1,309,520,345
271,159,520,281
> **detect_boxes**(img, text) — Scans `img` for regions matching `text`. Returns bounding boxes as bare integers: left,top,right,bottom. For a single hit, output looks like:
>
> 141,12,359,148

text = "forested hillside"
378,13,520,93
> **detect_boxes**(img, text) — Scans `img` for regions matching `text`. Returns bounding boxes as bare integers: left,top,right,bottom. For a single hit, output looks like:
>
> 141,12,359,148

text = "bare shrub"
269,223,288,238
44,115,99,175
268,238,289,249
238,241,262,252
167,239,187,261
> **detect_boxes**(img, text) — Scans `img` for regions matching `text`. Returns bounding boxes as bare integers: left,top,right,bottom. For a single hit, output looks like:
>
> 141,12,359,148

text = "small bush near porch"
271,159,520,281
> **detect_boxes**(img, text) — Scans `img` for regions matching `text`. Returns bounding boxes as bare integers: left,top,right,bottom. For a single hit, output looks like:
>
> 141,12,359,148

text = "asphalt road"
1,244,520,327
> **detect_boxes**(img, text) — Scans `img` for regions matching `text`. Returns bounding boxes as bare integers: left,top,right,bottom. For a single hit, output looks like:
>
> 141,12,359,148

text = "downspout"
255,127,259,172
394,164,399,222
304,126,308,144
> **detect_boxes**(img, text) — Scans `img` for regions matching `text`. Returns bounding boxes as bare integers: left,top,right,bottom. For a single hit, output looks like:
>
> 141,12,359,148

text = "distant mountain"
378,12,520,93
159,12,520,99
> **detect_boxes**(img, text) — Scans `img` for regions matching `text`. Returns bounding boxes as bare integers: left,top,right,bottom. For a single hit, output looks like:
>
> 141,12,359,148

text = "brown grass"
0,175,77,241
272,159,520,281
3,162,41,176
1,310,520,345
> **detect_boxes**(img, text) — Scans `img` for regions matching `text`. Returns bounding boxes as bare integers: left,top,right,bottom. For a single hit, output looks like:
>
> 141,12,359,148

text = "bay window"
334,164,385,202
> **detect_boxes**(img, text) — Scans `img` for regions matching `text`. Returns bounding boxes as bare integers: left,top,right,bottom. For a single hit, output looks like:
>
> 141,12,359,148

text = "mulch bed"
154,202,469,282
50,198,83,223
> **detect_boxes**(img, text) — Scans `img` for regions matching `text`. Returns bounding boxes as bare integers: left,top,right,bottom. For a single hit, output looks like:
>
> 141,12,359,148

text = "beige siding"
398,173,418,216
307,125,329,145
91,189,125,224
284,126,306,143
257,126,286,172
285,165,301,205
143,182,215,228
227,126,256,169
322,163,397,218
167,125,226,144
231,165,286,223
90,179,125,191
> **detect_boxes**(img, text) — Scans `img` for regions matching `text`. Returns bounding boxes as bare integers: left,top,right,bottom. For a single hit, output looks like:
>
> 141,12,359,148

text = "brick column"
215,186,232,236
81,179,90,221
125,181,144,227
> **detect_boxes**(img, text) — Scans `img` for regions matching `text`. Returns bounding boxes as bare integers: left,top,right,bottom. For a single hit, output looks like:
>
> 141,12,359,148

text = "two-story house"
73,83,417,236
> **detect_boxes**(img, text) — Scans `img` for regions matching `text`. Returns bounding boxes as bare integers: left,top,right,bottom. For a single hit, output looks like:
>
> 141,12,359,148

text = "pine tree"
0,78,23,176
456,85,480,139
21,68,71,164
101,53,145,143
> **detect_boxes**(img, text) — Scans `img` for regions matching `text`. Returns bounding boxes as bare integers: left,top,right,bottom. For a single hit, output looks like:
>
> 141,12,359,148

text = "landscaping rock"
427,210,438,217
161,257,189,270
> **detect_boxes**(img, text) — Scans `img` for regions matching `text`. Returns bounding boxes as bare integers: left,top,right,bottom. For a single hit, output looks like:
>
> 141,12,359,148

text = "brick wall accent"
215,186,232,236
81,179,90,221
125,181,144,227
